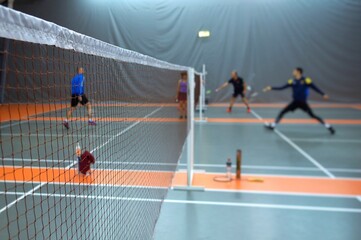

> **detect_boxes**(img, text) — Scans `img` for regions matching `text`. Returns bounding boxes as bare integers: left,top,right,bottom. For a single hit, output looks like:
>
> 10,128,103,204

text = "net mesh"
0,7,191,239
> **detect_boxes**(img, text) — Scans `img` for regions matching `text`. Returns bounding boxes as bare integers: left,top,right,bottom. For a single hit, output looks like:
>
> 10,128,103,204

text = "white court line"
192,171,331,179
273,130,335,178
201,188,360,199
188,163,321,171
0,180,168,189
251,110,335,179
1,191,360,213
0,159,77,215
0,183,45,214
0,191,163,203
249,110,266,121
178,169,206,173
0,107,163,214
193,164,361,173
3,158,361,173
291,138,361,144
327,168,361,173
190,164,361,173
90,107,162,153
180,171,361,180
250,110,361,206
164,199,361,213
0,120,24,129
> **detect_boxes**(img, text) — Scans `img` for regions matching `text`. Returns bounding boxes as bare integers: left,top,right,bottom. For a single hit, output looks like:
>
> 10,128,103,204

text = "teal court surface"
154,103,361,240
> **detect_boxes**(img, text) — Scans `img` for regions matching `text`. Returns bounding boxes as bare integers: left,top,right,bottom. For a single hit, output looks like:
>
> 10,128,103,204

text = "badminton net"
0,6,192,240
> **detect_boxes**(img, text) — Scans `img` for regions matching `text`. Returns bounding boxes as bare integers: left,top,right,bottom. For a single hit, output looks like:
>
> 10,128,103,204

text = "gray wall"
14,0,361,102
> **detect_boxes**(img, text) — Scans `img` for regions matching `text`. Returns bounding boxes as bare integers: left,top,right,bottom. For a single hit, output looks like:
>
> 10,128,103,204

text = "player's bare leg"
178,101,182,118
227,97,236,113
67,107,75,120
86,103,96,125
178,101,183,119
242,97,251,113
184,101,188,119
63,107,75,129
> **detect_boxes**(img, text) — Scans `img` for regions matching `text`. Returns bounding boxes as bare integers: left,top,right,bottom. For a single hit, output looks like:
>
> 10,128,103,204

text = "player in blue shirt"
63,67,96,129
263,67,335,134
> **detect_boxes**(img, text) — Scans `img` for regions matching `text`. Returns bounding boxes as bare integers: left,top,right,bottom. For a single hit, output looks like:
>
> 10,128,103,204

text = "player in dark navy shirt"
63,67,96,129
263,67,335,134
216,71,251,113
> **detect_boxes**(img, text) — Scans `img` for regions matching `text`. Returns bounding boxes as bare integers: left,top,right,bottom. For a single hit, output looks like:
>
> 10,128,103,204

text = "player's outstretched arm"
265,78,293,92
215,82,229,92
263,83,290,92
243,82,247,94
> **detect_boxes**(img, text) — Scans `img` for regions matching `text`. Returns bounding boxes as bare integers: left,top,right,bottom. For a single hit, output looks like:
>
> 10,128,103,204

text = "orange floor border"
0,104,67,122
1,166,361,196
2,103,361,124
0,103,175,123
0,166,174,188
172,172,361,196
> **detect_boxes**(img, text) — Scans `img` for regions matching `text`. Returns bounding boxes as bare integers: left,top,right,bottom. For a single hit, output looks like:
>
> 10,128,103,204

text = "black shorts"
71,94,89,107
285,101,311,112
232,91,245,98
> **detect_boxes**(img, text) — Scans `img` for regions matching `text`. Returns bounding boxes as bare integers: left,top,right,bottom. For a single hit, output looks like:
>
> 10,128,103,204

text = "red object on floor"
62,121,69,129
79,151,95,175
226,108,232,113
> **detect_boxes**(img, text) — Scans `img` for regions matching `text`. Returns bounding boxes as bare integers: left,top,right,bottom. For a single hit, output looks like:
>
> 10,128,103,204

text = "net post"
196,64,207,123
199,72,204,120
187,68,195,186
173,68,204,191
195,64,207,123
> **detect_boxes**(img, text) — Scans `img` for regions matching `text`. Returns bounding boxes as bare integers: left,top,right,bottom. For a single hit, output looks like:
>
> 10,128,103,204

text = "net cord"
0,5,189,72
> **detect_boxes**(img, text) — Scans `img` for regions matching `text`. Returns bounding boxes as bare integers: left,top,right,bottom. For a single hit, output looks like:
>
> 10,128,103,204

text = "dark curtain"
14,0,361,102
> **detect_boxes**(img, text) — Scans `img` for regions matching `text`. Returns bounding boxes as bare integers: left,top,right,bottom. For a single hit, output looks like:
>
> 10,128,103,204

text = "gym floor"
154,103,361,240
0,103,360,239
